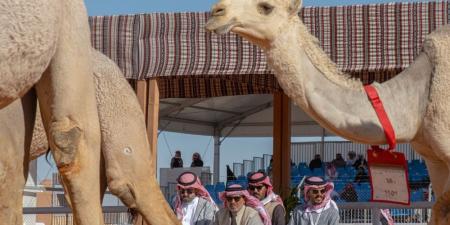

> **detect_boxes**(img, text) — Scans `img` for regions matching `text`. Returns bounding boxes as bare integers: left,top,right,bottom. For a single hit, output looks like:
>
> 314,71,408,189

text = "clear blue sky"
84,0,415,15
37,0,417,184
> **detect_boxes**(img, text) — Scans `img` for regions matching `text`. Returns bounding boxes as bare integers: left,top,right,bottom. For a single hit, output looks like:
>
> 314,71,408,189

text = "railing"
23,206,132,225
291,142,421,164
337,202,433,225
23,202,434,225
232,141,424,177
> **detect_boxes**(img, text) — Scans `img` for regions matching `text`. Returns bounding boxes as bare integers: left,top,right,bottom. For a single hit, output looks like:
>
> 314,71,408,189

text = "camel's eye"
258,2,274,15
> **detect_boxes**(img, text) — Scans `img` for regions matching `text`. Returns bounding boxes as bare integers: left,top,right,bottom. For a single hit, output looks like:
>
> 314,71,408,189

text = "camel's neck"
265,19,431,143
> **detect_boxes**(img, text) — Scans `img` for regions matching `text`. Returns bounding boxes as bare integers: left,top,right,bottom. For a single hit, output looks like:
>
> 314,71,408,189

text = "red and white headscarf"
247,171,284,207
303,176,335,210
219,184,272,225
174,172,217,220
380,209,395,225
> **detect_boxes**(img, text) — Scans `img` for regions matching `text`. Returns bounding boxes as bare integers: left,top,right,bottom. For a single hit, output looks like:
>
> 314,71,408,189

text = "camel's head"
206,0,302,49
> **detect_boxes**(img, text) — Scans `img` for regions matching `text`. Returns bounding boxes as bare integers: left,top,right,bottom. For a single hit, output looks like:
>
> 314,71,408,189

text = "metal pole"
321,128,325,158
213,128,221,184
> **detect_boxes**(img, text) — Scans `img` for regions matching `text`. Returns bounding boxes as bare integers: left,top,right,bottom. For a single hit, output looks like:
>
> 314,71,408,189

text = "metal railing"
337,202,433,225
23,206,132,225
23,201,434,225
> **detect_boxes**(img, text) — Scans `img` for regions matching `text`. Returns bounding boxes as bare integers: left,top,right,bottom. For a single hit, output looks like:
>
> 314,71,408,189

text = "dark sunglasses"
226,196,242,202
179,188,195,194
311,189,326,195
248,185,264,191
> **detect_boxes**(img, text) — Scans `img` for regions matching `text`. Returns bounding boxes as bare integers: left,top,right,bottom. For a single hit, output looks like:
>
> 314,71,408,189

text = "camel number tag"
367,148,410,205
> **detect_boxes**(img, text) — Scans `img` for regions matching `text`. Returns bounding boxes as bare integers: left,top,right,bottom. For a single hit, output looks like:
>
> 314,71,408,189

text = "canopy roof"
88,1,449,137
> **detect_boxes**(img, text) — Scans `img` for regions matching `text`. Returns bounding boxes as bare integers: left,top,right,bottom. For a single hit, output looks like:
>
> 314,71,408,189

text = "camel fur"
1,0,104,224
91,49,179,225
0,91,36,225
0,50,181,225
0,0,59,108
206,0,450,223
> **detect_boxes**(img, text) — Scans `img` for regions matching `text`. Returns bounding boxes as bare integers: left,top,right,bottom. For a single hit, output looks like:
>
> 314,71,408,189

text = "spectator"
191,152,204,167
354,166,369,184
352,154,368,169
380,209,395,225
267,158,273,176
309,154,323,171
214,184,270,225
171,150,184,169
325,163,338,180
226,165,237,182
173,172,218,225
288,177,339,225
346,151,357,166
331,153,346,168
340,183,358,202
247,171,286,225
339,183,359,221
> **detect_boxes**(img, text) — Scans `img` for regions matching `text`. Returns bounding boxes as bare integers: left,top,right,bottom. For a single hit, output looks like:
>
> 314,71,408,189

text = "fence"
338,202,433,225
23,201,433,225
291,142,421,164
23,206,132,225
231,141,422,177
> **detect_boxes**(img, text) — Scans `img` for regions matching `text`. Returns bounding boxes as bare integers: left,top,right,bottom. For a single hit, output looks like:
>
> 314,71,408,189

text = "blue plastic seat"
356,188,371,202
410,190,424,201
312,168,325,176
215,182,225,193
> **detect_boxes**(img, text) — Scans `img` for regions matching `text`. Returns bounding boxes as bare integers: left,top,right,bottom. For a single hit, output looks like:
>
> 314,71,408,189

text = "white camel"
1,1,103,224
1,49,181,225
206,0,450,223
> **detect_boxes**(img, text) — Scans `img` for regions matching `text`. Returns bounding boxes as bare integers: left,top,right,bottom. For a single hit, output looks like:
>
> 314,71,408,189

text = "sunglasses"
311,189,326,195
248,185,264,191
179,189,195,194
226,196,242,202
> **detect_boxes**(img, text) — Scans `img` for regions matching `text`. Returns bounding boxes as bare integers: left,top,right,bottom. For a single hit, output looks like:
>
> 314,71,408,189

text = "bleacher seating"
203,159,431,204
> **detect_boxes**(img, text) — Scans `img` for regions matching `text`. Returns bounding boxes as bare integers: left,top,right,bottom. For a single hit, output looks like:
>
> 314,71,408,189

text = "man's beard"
182,196,195,203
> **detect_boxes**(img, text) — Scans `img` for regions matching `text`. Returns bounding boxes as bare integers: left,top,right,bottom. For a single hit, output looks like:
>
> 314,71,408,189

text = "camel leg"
423,159,449,197
59,156,107,211
412,141,449,196
34,1,103,224
0,91,36,225
91,50,180,225
432,188,450,225
432,158,450,225
411,142,449,225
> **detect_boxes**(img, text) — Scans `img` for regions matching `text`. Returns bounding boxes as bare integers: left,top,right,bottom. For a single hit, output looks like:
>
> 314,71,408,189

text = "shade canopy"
88,1,449,137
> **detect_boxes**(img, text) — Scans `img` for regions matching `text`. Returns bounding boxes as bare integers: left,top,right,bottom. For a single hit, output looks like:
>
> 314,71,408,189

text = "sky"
36,0,419,184
84,0,416,15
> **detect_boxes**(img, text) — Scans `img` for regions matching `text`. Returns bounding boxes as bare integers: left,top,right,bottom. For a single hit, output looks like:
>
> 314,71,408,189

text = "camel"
90,49,179,225
206,0,450,223
2,0,103,224
0,90,36,225
1,49,180,225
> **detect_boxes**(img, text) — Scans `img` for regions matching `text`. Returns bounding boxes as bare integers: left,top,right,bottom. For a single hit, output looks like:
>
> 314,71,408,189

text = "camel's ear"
288,0,302,16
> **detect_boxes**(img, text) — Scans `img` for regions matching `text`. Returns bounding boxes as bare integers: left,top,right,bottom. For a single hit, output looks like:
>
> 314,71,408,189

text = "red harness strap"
364,85,396,150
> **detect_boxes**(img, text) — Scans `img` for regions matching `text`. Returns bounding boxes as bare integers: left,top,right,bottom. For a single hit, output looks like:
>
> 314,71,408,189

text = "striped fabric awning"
89,1,449,98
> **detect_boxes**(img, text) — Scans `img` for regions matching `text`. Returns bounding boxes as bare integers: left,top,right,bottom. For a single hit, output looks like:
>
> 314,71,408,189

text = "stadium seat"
410,190,424,201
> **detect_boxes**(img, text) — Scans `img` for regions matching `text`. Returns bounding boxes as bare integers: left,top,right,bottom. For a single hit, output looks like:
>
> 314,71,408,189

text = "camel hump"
423,25,450,65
